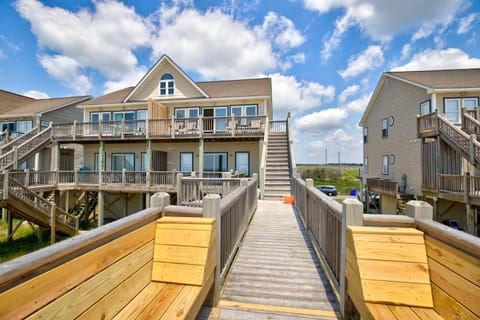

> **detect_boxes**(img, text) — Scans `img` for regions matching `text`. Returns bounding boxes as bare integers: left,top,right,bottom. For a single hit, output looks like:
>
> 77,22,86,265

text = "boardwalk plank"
218,200,340,319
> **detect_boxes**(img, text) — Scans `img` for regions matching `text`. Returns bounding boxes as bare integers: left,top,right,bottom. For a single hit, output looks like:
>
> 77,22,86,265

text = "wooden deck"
206,200,340,319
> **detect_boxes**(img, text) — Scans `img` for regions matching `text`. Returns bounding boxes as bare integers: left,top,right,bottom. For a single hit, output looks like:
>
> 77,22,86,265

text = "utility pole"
338,151,340,164
325,149,327,164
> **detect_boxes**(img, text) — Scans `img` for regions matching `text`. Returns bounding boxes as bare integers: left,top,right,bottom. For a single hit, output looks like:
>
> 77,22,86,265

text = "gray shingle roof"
387,68,480,89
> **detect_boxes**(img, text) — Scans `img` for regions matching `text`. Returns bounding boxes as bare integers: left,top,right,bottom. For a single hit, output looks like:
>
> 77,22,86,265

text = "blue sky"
1,0,479,164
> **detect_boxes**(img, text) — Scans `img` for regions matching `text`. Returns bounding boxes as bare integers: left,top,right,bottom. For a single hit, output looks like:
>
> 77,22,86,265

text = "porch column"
98,191,104,227
431,93,437,113
466,204,475,235
146,140,152,185
55,142,61,171
198,139,204,177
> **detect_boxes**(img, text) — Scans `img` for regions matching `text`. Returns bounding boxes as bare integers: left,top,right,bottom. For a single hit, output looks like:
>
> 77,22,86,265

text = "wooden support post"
469,134,476,164
171,117,175,138
98,191,104,227
305,179,314,229
406,200,433,220
150,192,170,211
198,115,203,138
50,202,56,244
74,169,79,186
340,198,363,319
202,194,221,306
122,168,127,185
176,173,183,205
146,140,152,187
13,146,18,170
464,171,471,204
121,118,125,139
199,139,204,177
3,170,9,201
99,141,104,186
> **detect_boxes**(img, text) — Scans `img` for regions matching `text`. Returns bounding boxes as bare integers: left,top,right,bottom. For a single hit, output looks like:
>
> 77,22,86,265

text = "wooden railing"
292,177,343,289
366,177,398,197
0,127,39,154
293,175,480,318
417,112,438,137
269,120,287,133
0,126,52,170
177,174,243,207
1,175,78,232
462,110,480,135
52,115,267,140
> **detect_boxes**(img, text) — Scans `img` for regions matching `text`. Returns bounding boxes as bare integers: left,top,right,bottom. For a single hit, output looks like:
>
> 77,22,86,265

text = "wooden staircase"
0,126,52,170
264,133,292,200
0,177,78,236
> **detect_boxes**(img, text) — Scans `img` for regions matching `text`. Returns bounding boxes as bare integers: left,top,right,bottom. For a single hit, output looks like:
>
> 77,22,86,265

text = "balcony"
366,178,398,198
52,115,267,141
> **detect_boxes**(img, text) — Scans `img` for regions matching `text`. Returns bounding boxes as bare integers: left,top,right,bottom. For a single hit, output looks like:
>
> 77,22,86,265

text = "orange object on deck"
283,195,294,204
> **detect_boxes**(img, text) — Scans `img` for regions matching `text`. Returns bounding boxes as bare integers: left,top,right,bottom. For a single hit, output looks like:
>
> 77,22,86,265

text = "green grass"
298,164,361,195
0,220,51,263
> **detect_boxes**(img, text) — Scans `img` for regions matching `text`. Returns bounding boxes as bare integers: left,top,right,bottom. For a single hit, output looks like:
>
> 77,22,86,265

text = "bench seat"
366,303,444,319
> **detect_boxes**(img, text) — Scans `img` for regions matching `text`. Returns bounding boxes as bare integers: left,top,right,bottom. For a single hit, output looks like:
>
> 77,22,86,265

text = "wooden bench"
114,216,216,319
346,226,444,320
0,210,216,320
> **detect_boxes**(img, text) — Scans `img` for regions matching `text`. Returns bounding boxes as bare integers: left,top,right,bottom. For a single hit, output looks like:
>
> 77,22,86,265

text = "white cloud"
269,73,335,118
22,90,49,99
39,54,92,94
15,0,151,91
152,7,274,79
401,44,411,60
343,95,370,113
305,0,464,60
258,11,305,51
458,13,477,34
295,108,348,134
339,45,384,79
338,85,359,103
392,48,480,71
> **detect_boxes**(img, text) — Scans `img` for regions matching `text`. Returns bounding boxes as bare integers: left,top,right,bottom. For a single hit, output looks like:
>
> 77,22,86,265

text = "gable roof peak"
123,54,209,102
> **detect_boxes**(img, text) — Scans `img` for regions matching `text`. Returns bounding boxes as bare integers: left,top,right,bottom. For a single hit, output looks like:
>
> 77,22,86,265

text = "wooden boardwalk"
202,200,340,319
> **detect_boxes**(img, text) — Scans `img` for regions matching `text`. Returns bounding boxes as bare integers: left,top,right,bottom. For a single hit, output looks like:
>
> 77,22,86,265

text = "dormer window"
160,73,174,96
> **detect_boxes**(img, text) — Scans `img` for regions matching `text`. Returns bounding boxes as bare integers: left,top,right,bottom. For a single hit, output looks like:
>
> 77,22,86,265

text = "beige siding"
363,78,429,196
83,140,260,175
129,62,203,101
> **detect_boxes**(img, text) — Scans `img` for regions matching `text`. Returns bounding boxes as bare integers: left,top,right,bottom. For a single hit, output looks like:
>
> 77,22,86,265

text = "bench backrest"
425,235,480,319
0,215,158,320
346,226,433,309
152,216,216,286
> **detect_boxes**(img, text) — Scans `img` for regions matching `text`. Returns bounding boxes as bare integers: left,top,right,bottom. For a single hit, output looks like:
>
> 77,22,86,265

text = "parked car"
316,185,338,196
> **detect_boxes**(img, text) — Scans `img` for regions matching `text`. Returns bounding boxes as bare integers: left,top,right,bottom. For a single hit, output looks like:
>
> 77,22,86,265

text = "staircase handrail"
437,114,480,163
0,125,52,170
286,113,296,179
1,127,39,154
259,117,269,199
462,111,480,135
5,176,78,231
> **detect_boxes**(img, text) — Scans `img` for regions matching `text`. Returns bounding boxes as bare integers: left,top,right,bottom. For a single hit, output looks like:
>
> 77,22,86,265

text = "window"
444,97,479,123
204,152,228,172
382,118,388,138
94,153,106,172
382,155,389,175
175,108,199,118
364,157,368,174
90,112,111,133
141,152,147,172
420,100,431,115
16,120,33,133
180,152,194,172
231,105,258,126
111,153,135,171
363,127,368,144
235,152,250,176
160,73,174,96
1,122,15,132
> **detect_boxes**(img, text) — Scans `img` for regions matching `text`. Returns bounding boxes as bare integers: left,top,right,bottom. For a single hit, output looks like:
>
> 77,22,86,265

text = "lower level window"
235,152,250,176
180,152,194,172
204,152,228,172
382,155,389,175
112,153,135,171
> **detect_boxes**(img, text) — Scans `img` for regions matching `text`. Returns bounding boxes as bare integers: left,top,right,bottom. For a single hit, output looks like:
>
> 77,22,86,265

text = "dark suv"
316,185,338,196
